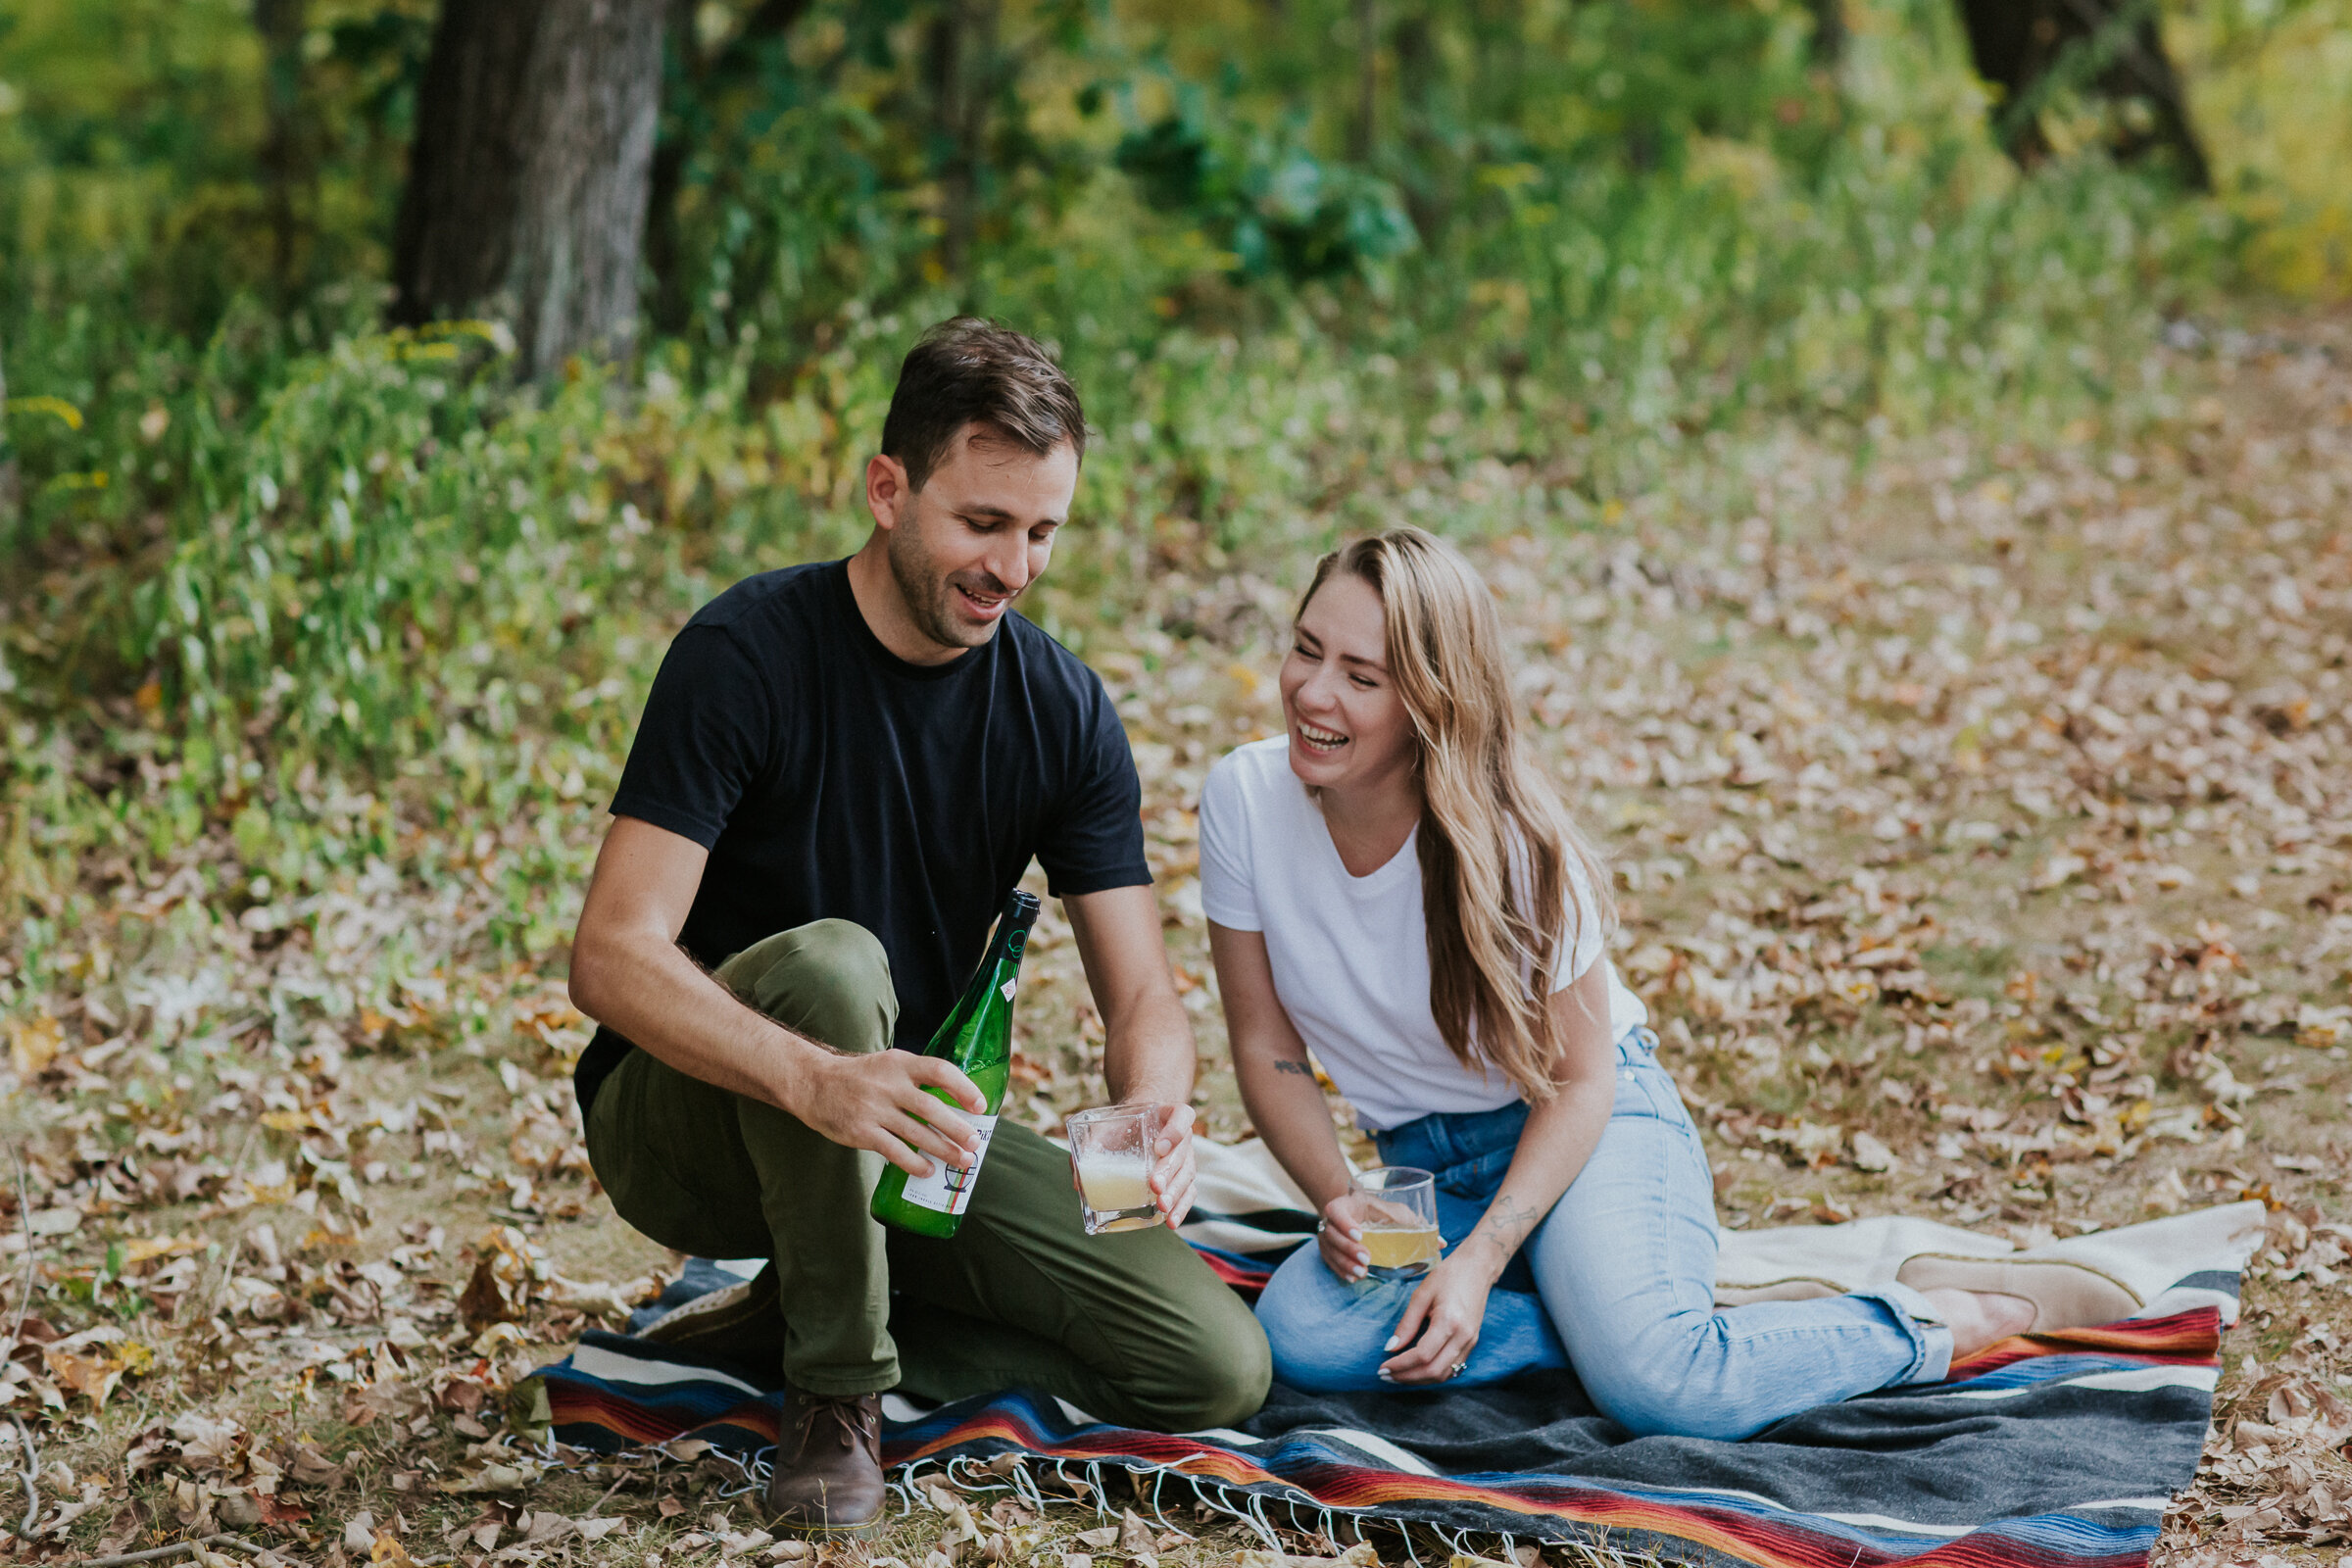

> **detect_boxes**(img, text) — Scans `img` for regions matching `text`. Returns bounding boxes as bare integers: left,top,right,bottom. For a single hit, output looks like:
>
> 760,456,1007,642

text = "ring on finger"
1446,1359,1468,1379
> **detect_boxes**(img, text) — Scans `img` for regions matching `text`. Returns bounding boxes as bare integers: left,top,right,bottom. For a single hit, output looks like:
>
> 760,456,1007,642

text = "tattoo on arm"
1472,1194,1543,1260
1270,1058,1315,1077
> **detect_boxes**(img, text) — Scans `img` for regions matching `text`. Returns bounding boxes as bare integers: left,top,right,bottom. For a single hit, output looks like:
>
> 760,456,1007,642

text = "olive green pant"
582,918,1271,1432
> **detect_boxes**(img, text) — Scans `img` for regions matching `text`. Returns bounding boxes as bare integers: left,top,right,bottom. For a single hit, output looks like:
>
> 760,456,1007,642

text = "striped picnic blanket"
525,1144,2263,1568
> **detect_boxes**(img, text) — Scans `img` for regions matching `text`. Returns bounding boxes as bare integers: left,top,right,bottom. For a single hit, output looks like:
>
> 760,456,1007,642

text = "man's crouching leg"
888,1121,1272,1433
584,918,901,1535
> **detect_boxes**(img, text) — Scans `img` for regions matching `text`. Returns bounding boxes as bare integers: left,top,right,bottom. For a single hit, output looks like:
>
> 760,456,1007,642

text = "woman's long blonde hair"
1298,528,1614,1102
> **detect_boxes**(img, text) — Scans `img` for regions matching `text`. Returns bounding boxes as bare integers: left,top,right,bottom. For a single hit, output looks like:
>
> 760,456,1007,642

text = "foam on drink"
1076,1152,1152,1212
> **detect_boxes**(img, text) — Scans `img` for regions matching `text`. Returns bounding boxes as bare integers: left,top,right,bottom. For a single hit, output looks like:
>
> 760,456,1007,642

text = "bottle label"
897,1115,1000,1216
1000,978,1017,1002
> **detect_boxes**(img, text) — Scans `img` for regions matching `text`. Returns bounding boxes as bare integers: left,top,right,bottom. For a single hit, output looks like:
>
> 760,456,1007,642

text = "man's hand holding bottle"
792,1049,987,1177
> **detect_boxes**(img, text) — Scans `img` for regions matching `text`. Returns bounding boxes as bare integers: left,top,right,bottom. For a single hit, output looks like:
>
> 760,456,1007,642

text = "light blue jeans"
1255,1028,1953,1441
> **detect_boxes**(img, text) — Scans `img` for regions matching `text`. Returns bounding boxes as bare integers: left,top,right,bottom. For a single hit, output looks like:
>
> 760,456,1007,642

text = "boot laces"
799,1393,875,1456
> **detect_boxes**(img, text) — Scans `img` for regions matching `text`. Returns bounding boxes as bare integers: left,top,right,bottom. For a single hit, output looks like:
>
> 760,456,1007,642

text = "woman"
1199,527,2038,1441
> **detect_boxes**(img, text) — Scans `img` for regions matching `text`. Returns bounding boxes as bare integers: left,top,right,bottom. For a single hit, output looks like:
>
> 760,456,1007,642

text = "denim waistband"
1372,1026,1657,1173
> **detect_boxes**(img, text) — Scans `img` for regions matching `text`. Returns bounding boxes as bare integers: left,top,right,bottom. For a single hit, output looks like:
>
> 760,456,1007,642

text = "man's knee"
1129,1292,1272,1431
1192,1329,1274,1431
717,918,897,1054
1152,1318,1272,1432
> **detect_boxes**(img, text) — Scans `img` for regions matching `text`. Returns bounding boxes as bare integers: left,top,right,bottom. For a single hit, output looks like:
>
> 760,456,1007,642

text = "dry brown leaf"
457,1257,520,1328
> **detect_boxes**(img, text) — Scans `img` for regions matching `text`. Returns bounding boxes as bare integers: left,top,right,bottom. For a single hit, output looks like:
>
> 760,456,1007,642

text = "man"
567,319,1270,1537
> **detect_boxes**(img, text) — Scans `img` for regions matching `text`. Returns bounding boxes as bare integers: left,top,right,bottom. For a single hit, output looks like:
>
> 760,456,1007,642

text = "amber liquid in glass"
1361,1225,1444,1272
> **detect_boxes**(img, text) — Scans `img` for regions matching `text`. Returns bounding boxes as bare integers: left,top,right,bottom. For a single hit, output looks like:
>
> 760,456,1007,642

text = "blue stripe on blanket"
526,1300,2226,1568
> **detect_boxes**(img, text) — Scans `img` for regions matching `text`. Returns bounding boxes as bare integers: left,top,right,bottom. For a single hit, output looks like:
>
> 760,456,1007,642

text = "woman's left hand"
1378,1253,1493,1385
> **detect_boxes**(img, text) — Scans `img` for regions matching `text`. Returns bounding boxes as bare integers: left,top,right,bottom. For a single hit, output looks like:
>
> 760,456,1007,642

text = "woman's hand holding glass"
1377,1250,1494,1384
1320,1167,1440,1283
1316,1189,1382,1282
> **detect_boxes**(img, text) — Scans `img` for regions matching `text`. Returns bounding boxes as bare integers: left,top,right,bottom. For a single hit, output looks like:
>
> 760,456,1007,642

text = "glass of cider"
1354,1166,1442,1280
1067,1103,1166,1235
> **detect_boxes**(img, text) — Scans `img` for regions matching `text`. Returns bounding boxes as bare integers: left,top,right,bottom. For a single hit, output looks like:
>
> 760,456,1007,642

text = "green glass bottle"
869,889,1041,1238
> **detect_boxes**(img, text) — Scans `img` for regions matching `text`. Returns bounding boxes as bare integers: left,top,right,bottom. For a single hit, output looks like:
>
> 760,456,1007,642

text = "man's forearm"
1102,991,1196,1108
571,930,820,1111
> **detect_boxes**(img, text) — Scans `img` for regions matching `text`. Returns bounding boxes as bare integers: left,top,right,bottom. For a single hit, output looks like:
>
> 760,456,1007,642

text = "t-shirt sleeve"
1507,820,1611,993
1035,678,1152,898
1552,849,1611,993
609,624,774,849
1196,752,1261,932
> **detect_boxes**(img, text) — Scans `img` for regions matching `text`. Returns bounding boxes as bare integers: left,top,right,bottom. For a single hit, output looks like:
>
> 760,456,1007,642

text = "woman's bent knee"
1255,1253,1404,1393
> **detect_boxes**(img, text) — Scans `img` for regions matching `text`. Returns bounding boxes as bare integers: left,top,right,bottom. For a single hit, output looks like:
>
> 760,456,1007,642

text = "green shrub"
0,0,2240,943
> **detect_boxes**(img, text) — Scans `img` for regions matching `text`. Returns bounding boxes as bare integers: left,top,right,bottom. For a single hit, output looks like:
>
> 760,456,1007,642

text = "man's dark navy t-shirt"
573,559,1151,1113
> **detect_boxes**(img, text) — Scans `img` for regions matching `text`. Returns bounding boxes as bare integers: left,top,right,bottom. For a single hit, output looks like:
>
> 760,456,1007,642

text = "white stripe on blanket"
569,1342,767,1397
1949,1365,2220,1399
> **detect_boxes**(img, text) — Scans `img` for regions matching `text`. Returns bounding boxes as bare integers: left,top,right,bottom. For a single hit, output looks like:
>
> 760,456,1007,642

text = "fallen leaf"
43,1347,125,1407
1850,1132,1897,1173
8,1015,62,1078
457,1257,519,1328
436,1462,539,1494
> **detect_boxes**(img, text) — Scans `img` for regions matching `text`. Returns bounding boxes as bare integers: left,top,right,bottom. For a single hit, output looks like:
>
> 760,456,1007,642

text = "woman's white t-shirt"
1198,736,1647,1132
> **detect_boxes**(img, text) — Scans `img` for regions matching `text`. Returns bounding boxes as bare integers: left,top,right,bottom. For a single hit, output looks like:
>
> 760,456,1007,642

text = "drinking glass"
1354,1166,1442,1280
1066,1103,1166,1235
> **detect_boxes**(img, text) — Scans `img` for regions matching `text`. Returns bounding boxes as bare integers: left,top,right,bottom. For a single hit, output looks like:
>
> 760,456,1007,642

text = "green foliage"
1115,96,1420,282
0,0,430,331
0,0,2262,936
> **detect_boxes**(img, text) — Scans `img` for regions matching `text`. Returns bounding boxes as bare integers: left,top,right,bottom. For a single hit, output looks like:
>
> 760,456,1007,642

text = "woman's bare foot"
1922,1287,2037,1359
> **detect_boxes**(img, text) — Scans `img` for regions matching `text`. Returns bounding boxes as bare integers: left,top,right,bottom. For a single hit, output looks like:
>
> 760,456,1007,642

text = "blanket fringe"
532,1425,1654,1566
892,1449,1623,1561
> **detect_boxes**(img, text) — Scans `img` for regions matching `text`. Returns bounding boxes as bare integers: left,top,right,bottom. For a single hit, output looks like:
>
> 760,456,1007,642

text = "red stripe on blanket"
1945,1307,2223,1381
546,1385,780,1446
1198,1251,1273,1298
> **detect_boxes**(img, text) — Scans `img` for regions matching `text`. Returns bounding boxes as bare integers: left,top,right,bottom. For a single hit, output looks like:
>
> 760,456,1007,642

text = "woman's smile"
1296,719,1349,753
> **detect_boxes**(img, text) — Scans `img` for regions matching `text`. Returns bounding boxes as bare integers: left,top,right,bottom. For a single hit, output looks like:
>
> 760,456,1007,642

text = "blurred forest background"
5,1,2352,1563
0,0,2347,925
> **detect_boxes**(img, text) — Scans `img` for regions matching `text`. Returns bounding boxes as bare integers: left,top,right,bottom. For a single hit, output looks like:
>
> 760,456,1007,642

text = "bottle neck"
929,895,1039,1064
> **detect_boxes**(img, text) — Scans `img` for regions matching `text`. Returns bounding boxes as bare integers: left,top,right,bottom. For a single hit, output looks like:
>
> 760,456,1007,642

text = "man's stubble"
884,499,1014,654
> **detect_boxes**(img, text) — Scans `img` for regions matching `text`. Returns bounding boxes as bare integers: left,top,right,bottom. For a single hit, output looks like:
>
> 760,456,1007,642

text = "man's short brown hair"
881,318,1088,491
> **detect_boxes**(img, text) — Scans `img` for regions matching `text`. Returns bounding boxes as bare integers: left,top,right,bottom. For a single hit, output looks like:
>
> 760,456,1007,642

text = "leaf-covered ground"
4,314,2350,1567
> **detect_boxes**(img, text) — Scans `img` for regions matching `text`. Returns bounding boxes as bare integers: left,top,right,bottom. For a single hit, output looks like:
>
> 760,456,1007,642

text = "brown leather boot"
765,1387,886,1537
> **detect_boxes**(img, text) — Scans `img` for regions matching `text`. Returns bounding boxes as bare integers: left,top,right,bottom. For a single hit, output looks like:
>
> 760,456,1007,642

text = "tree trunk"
391,0,665,379
923,0,998,290
645,0,699,336
0,326,18,528
1805,0,1847,67
647,0,815,333
1470,0,1522,130
1952,0,2210,188
1350,0,1380,162
1393,3,1447,238
255,0,308,298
